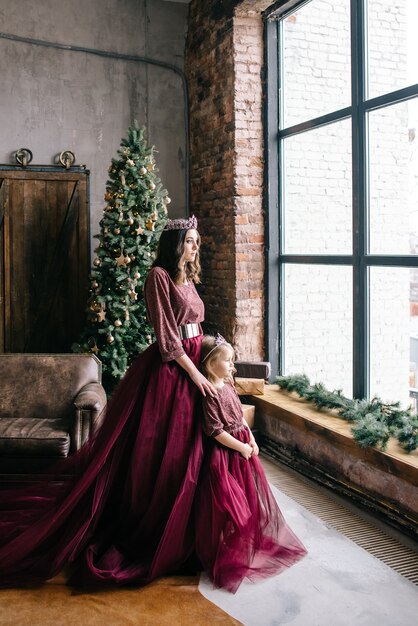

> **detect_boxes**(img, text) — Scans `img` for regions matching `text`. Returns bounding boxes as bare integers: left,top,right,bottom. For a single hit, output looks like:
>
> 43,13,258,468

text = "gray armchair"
0,354,107,475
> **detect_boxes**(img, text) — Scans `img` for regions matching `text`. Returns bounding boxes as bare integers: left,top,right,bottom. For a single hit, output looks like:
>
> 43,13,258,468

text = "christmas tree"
73,123,170,391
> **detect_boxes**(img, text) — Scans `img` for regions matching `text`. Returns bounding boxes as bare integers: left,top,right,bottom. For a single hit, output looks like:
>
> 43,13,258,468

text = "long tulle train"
0,337,203,588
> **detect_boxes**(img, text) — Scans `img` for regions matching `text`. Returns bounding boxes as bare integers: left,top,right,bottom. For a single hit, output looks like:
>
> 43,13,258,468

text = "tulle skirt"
194,427,307,593
0,337,203,588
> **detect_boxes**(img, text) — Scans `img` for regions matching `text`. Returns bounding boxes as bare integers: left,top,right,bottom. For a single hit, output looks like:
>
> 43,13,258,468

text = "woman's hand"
239,443,254,460
189,368,217,397
175,354,217,397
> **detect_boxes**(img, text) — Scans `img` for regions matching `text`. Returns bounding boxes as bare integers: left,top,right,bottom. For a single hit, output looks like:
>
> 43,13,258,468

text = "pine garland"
276,374,418,452
73,122,170,391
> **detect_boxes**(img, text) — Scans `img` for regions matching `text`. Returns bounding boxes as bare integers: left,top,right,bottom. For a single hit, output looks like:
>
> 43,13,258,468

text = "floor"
199,456,418,626
1,456,417,626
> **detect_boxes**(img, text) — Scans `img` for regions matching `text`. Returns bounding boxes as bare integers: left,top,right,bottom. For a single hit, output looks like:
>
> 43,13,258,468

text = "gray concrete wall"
0,0,189,246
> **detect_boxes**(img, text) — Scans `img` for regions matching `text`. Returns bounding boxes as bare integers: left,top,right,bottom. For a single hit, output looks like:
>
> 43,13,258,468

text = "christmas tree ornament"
105,191,113,201
135,226,144,235
113,227,121,235
128,289,137,300
106,333,115,344
127,217,134,226
164,196,171,204
147,161,155,171
149,181,156,191
126,159,134,167
88,339,100,355
91,281,99,289
134,272,140,280
90,301,102,312
125,309,130,321
97,309,106,323
93,258,101,267
119,212,123,222
124,256,131,264
114,319,122,327
139,166,147,176
116,252,126,267
145,219,155,231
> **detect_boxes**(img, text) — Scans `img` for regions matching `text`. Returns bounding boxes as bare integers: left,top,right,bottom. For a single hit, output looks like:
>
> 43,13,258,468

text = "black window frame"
264,0,418,397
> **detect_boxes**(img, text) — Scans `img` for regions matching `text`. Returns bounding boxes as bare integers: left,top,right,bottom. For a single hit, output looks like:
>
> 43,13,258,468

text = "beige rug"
0,573,242,626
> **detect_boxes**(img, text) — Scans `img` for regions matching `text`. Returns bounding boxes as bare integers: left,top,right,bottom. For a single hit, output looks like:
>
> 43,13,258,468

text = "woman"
0,215,215,588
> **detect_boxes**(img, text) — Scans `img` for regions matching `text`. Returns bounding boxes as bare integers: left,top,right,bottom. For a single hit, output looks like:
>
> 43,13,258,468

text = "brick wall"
185,0,268,360
186,0,416,406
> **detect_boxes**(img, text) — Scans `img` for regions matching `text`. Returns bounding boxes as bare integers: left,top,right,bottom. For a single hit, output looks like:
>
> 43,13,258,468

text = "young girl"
195,334,307,593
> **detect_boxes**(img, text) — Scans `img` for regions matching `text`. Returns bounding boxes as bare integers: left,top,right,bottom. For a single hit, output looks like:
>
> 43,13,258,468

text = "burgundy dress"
0,267,205,587
195,382,307,593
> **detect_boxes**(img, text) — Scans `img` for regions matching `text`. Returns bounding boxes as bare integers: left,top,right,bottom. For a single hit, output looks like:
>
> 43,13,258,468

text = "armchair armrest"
72,382,107,451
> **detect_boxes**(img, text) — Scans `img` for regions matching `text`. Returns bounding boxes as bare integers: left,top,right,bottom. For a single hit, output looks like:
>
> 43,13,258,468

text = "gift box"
235,377,265,396
241,403,255,429
234,361,271,380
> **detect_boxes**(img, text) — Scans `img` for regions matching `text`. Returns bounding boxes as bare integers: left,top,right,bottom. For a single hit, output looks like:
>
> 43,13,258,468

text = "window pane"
283,119,352,254
368,99,418,255
370,267,417,412
367,0,418,100
283,264,353,396
282,0,351,128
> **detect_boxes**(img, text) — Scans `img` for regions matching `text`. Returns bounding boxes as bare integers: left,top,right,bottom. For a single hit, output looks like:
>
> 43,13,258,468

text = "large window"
266,0,418,407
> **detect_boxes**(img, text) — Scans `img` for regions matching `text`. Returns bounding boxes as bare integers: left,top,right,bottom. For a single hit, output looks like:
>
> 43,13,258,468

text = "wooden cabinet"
0,167,90,352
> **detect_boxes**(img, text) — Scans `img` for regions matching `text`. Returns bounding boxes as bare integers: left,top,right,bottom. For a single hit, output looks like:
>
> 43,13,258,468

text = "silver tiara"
214,333,227,346
163,214,198,231
202,334,229,363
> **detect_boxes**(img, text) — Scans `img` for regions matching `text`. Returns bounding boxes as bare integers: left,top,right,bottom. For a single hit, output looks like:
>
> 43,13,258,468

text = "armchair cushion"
0,417,70,457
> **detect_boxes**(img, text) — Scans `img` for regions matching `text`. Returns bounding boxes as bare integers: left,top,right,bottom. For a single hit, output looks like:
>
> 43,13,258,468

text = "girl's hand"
240,443,253,460
189,369,217,397
250,439,259,456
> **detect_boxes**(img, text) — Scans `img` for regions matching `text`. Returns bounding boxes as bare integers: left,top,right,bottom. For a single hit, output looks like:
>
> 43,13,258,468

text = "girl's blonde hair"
201,335,235,384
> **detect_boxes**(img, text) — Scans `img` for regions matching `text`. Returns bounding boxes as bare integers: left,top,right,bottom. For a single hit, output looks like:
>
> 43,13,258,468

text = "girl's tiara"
163,214,198,231
201,334,230,363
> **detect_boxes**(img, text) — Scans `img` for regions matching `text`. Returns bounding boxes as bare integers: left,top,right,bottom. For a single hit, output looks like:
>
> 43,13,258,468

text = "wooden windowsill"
250,385,418,488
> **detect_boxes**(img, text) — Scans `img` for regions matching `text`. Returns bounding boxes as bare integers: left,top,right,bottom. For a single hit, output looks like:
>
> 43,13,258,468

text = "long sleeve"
144,267,185,362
